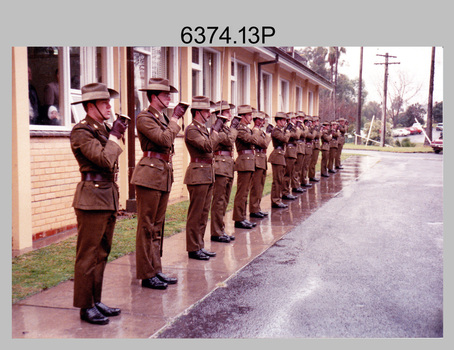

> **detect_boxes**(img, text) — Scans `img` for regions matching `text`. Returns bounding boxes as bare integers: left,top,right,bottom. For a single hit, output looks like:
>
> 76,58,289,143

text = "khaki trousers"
328,147,338,171
186,183,213,252
336,140,345,167
73,209,117,309
309,148,320,179
233,171,253,221
283,157,296,195
301,149,313,185
294,153,305,187
249,167,266,213
211,175,233,237
321,149,329,175
135,185,169,280
271,164,285,205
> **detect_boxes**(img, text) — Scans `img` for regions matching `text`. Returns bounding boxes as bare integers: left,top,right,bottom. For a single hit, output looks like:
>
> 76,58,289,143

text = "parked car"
436,123,443,131
406,122,423,135
430,132,443,153
392,128,411,137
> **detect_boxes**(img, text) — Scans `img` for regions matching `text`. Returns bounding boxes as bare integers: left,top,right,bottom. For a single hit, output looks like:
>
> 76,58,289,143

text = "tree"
433,101,443,123
395,103,426,127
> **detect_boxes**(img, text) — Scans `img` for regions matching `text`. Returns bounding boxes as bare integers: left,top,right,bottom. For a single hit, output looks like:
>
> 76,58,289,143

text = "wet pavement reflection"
12,155,379,338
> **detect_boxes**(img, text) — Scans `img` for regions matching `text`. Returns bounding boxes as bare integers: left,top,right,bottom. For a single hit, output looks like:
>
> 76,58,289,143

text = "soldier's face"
221,109,232,120
92,99,111,122
156,92,171,108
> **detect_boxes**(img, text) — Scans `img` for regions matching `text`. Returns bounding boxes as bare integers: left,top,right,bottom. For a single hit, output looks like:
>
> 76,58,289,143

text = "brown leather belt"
82,172,116,182
275,146,284,150
191,157,213,164
255,149,266,153
214,150,233,157
287,143,296,147
144,151,171,162
237,149,254,155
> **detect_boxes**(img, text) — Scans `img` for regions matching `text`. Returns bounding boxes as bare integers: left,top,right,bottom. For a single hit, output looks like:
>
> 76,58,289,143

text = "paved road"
156,151,443,338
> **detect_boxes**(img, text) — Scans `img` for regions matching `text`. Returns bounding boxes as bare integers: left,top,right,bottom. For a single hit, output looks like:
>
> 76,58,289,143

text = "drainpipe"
257,54,279,111
126,47,137,212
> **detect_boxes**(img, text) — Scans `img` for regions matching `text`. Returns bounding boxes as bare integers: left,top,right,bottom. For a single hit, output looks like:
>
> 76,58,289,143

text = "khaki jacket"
313,127,321,150
296,126,307,154
285,124,300,159
213,124,238,178
184,119,219,185
338,124,347,145
321,130,332,151
234,122,256,172
330,130,340,148
268,126,290,166
131,106,181,192
252,127,271,170
305,127,315,154
70,115,123,211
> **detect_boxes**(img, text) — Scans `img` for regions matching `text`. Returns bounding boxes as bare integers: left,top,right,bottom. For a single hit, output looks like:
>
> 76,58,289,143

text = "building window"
28,47,109,131
308,91,314,115
296,86,302,112
134,47,178,117
192,48,220,102
260,71,272,116
279,79,289,112
231,57,250,112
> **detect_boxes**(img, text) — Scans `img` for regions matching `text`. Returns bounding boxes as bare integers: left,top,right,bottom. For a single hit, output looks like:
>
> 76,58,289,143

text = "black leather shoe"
244,220,256,227
310,178,320,182
80,306,109,325
328,169,336,173
336,166,344,169
250,212,265,218
282,194,297,200
259,211,268,217
321,173,329,177
201,248,216,257
95,302,121,317
292,187,305,193
272,203,288,208
235,220,253,229
301,183,313,188
188,250,210,260
211,234,231,243
142,276,168,289
156,272,178,284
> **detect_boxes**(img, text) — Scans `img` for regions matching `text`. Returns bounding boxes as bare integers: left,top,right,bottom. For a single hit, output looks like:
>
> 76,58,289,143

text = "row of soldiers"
69,79,348,325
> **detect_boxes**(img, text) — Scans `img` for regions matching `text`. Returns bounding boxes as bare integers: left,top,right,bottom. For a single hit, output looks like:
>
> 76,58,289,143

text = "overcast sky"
337,47,443,107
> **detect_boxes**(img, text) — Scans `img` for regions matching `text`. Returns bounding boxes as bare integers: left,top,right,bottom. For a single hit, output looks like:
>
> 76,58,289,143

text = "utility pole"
375,53,399,147
356,47,363,145
425,47,436,145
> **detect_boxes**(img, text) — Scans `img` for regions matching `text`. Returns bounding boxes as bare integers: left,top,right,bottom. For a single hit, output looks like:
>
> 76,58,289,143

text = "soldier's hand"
285,122,293,131
110,118,127,139
296,121,302,128
172,103,188,119
212,118,224,133
266,124,274,134
231,117,240,129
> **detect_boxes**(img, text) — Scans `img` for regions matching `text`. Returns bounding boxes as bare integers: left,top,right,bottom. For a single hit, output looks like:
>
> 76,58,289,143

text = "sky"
336,47,443,107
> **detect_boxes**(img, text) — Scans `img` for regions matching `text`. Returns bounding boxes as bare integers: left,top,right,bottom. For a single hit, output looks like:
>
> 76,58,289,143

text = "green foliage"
433,101,443,123
396,103,426,127
395,138,416,147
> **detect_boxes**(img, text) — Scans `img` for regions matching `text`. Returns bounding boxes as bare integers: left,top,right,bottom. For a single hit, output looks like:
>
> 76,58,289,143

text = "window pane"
192,47,199,64
27,47,63,126
203,51,216,100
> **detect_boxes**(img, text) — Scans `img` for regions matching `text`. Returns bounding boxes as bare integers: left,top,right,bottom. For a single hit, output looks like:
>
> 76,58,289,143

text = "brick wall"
30,137,79,240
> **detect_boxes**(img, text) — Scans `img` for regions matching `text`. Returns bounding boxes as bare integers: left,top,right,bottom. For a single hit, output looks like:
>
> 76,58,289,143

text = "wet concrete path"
12,151,442,338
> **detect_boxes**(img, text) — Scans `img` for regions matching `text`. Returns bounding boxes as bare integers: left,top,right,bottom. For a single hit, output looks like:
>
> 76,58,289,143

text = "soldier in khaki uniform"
232,105,258,229
210,100,237,243
268,112,290,208
301,116,315,188
320,122,332,177
309,116,321,182
249,111,271,218
335,118,348,169
293,111,307,193
282,113,300,200
328,121,340,173
184,96,220,260
70,83,128,325
131,78,186,290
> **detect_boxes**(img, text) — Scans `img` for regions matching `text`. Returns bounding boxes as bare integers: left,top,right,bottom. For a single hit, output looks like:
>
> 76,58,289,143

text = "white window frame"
260,71,272,116
192,47,221,101
295,86,303,112
231,56,250,112
308,90,314,115
279,78,290,112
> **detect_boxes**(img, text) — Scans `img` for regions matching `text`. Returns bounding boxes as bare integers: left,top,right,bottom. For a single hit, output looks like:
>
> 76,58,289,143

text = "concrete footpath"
12,152,398,338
